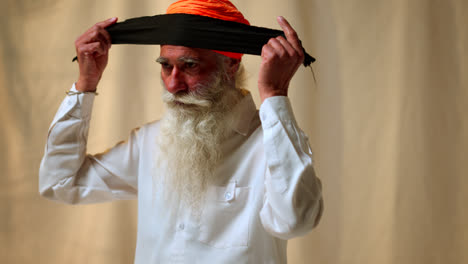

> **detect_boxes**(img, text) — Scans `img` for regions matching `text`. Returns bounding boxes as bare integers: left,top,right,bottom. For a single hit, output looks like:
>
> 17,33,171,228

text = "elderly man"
39,0,323,263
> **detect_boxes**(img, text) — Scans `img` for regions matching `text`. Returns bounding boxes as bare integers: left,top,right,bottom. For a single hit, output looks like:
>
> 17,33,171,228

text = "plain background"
1,0,467,263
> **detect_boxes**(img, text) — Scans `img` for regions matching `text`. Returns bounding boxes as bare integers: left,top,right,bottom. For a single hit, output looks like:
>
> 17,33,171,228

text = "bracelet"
66,90,98,96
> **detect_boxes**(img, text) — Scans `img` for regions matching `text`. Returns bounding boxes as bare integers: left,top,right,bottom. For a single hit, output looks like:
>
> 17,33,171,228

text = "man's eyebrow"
178,57,200,63
156,57,200,64
155,57,168,64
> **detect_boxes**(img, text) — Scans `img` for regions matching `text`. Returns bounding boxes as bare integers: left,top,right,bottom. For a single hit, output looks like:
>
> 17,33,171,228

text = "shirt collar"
228,91,258,136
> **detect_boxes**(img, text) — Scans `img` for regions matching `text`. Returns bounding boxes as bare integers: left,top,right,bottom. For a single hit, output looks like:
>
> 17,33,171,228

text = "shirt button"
225,192,232,200
179,223,185,230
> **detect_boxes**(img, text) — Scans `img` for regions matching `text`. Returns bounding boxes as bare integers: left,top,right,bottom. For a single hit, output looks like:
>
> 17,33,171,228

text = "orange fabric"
166,0,250,60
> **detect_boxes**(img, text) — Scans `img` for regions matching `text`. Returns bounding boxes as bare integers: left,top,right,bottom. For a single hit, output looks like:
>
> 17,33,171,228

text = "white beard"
155,67,244,212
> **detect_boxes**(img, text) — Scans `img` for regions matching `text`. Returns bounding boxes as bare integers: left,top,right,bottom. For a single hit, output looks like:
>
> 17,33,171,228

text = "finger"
98,27,112,48
94,29,111,51
78,42,107,58
77,26,102,44
95,17,118,29
76,18,116,45
277,16,302,52
77,27,111,51
266,38,287,58
275,36,297,58
260,43,275,61
75,28,100,46
277,36,304,66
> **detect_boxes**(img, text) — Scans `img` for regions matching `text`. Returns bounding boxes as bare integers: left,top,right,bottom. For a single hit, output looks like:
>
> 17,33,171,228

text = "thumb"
96,17,118,28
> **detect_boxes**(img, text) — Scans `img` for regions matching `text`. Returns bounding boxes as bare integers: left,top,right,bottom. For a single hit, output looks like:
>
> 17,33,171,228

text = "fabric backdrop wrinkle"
1,0,467,263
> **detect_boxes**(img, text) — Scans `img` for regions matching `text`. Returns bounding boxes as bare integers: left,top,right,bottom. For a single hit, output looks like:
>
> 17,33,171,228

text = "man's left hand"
258,16,305,103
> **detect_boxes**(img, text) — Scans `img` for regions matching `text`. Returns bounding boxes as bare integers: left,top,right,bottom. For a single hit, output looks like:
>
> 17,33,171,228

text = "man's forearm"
39,83,96,202
258,96,323,239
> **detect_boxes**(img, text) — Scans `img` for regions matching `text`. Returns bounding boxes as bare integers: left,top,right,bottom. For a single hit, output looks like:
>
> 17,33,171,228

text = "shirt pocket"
197,181,251,248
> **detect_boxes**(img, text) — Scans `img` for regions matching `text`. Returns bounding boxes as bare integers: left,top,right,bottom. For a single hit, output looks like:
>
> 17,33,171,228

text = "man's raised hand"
75,17,117,92
258,16,305,103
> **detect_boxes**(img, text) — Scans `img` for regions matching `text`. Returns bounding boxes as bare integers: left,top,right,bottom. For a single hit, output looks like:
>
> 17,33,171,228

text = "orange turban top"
166,0,250,60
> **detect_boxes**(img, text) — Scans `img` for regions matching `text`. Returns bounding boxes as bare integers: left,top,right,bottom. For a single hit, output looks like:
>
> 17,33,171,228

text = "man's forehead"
160,45,217,60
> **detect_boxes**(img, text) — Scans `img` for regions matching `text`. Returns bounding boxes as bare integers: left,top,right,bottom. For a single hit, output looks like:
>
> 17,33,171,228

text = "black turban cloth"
72,13,316,66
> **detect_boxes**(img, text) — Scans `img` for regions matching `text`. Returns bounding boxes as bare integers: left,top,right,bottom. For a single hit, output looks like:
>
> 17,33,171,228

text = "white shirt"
39,84,323,264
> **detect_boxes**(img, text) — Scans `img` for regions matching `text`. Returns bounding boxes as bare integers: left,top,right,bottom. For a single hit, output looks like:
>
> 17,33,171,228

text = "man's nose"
165,67,187,94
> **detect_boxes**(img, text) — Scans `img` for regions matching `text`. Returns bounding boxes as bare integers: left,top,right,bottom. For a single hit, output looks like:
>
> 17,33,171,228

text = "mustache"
162,89,213,108
161,73,225,108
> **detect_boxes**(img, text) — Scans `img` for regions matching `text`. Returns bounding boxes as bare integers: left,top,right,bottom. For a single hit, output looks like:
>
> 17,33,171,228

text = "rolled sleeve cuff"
259,96,298,129
66,83,95,118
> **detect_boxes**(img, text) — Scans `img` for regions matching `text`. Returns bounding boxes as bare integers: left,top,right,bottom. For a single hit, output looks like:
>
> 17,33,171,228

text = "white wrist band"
66,90,98,96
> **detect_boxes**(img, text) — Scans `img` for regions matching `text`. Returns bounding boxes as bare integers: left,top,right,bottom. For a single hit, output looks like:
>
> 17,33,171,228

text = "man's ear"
226,58,241,79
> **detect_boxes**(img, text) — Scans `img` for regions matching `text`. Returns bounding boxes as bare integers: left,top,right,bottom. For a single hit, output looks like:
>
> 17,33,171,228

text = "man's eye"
161,63,172,69
185,62,198,69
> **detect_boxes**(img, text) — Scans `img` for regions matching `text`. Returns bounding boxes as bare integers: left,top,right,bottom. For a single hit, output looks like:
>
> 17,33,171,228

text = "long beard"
155,69,244,212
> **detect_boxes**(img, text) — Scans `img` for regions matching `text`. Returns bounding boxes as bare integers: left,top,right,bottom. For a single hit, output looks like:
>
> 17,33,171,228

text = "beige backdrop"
1,0,467,263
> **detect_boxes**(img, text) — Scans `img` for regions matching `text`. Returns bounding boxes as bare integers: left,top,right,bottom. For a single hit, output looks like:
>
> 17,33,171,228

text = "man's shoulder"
131,119,162,138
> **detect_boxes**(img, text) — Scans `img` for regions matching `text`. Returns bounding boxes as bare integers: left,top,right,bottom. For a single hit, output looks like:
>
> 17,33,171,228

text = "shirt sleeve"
39,84,139,204
258,96,324,240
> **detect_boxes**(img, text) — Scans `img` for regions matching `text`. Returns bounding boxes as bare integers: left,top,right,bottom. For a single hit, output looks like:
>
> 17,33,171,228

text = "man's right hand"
75,17,117,92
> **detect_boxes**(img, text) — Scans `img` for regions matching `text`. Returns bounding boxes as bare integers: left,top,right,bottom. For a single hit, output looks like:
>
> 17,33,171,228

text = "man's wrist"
76,78,98,92
260,90,288,103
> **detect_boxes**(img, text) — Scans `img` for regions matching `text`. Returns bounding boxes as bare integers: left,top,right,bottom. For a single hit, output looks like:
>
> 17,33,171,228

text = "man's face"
157,45,220,95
